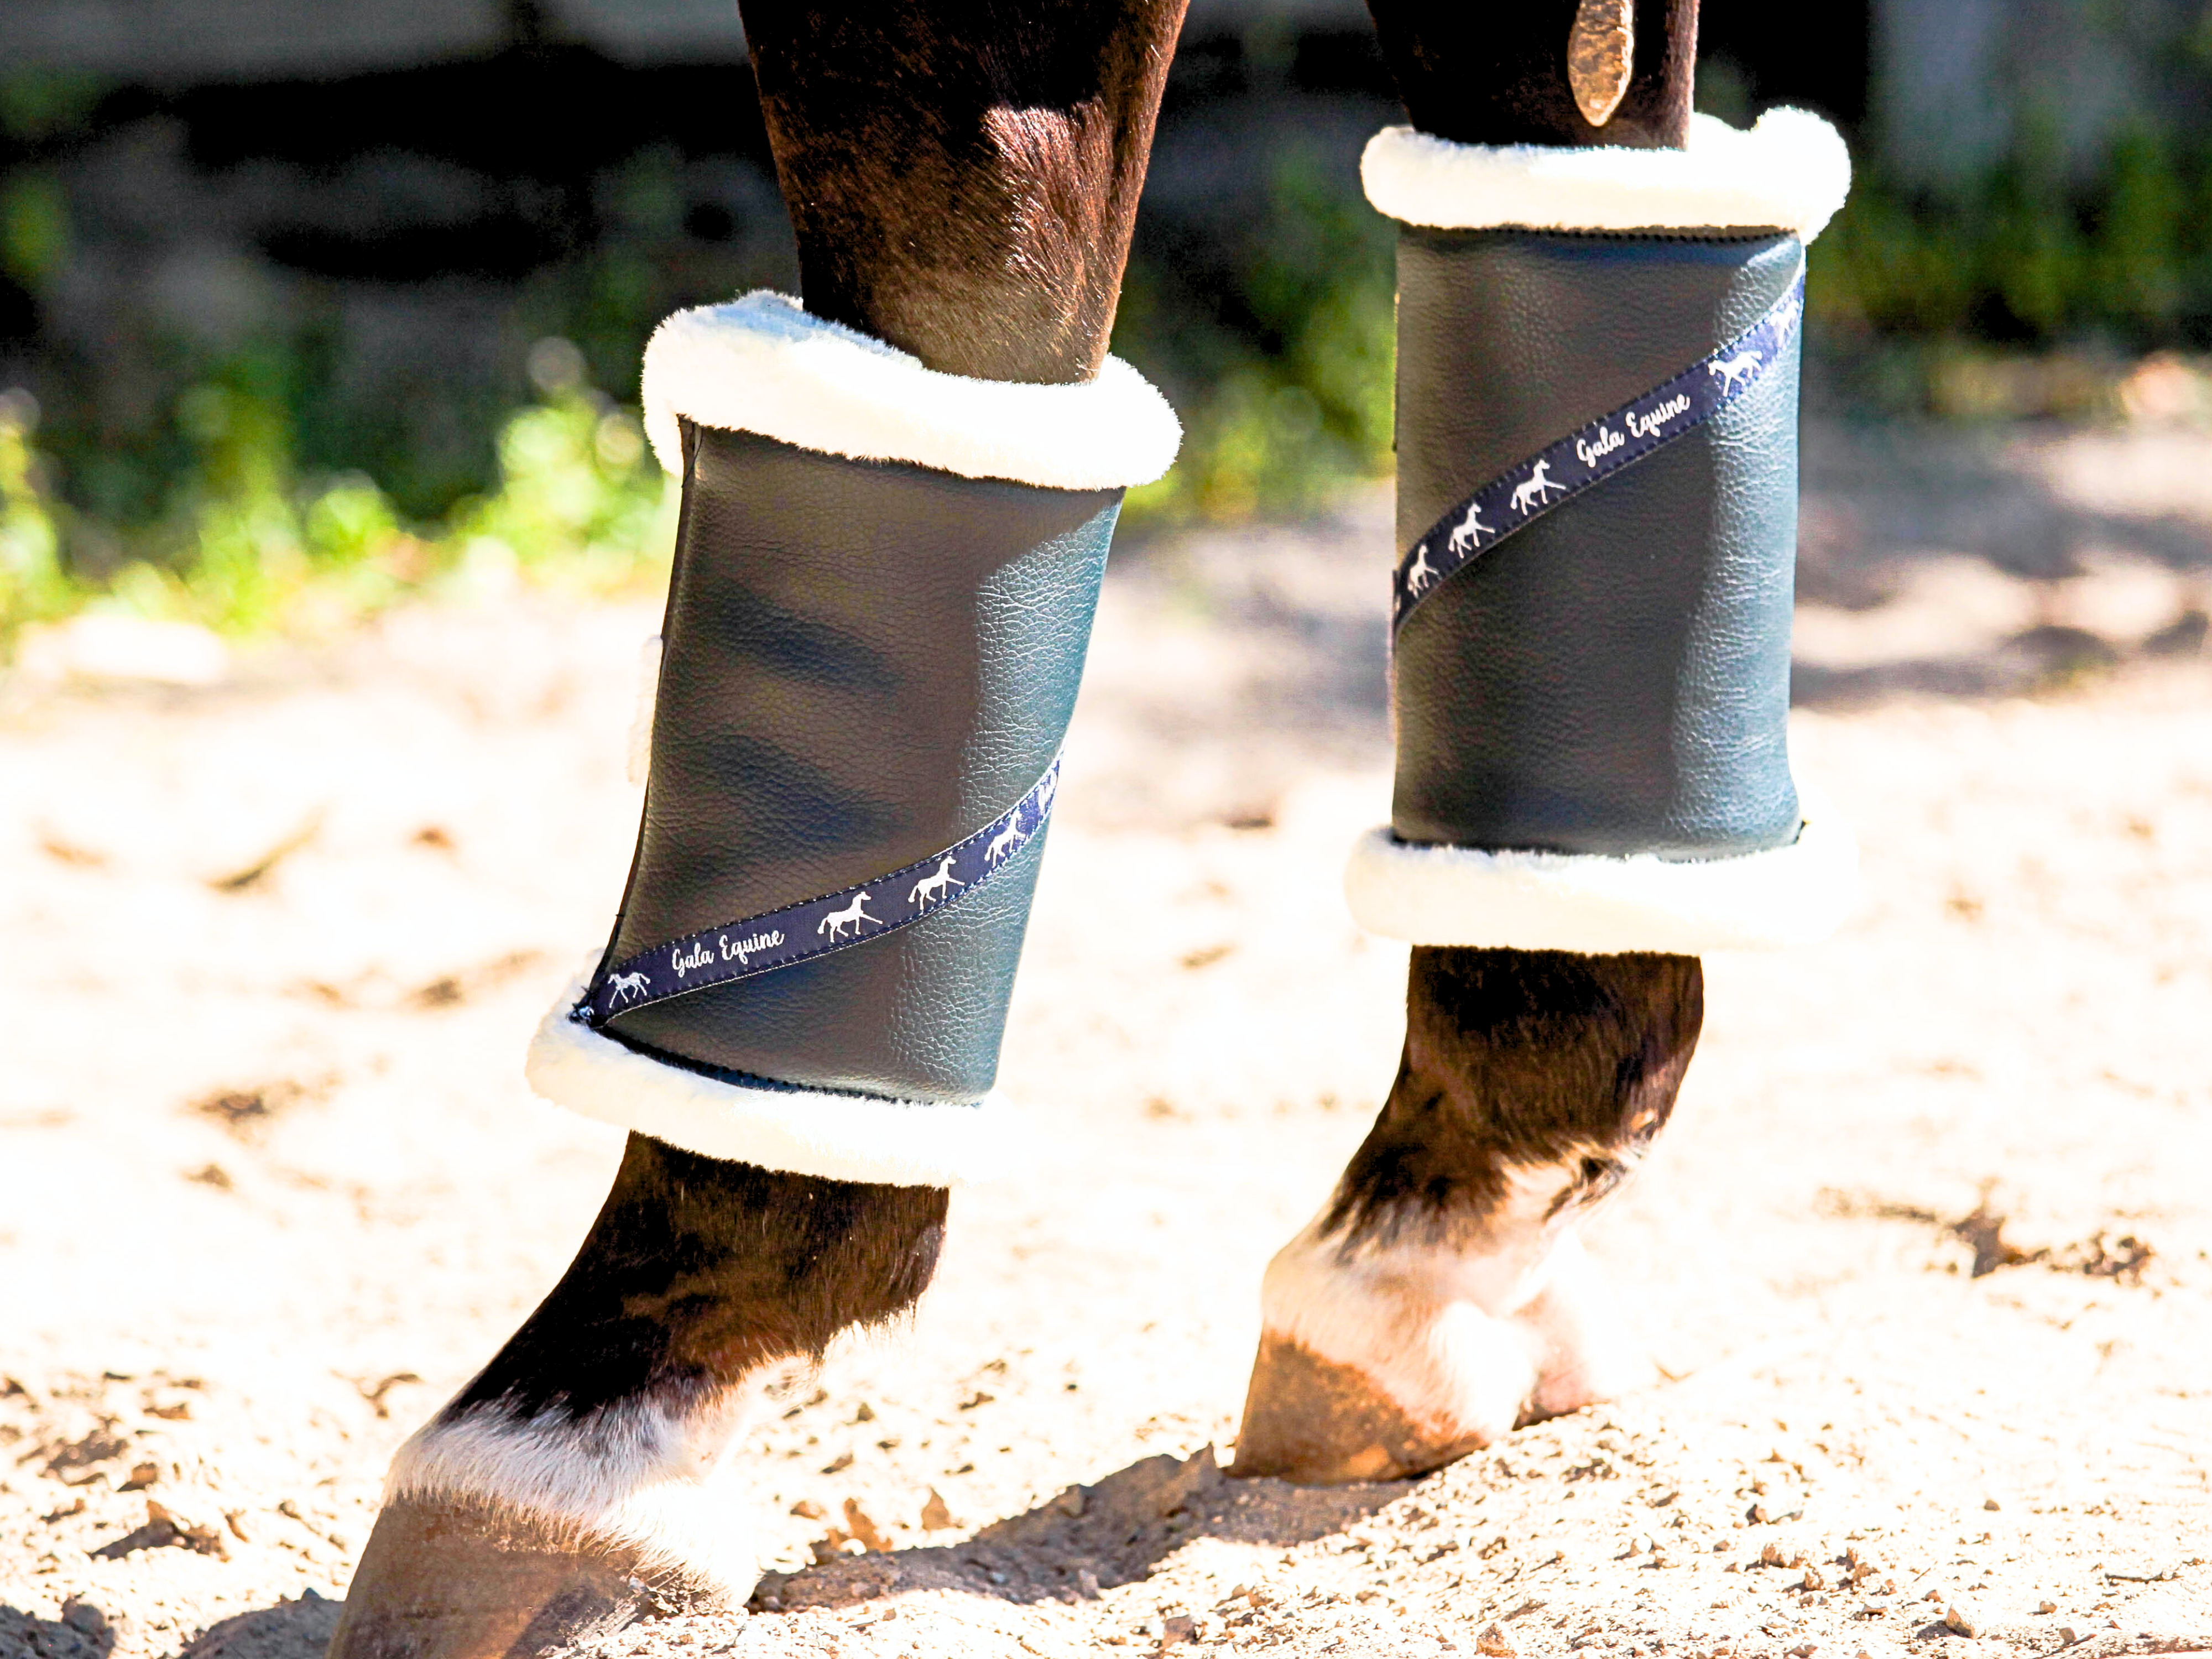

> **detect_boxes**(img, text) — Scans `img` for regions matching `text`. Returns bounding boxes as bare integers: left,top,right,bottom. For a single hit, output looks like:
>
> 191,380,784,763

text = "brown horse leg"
329,5,1185,1656
1232,0,1708,1484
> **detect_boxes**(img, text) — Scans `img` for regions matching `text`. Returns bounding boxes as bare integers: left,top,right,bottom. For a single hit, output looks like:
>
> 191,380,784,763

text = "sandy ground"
2,413,2209,1659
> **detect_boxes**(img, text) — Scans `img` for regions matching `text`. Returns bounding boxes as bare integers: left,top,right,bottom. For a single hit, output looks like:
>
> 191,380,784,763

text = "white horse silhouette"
1708,351,1761,394
1510,459,1566,515
606,970,650,1005
1446,501,1494,555
1405,542,1438,594
817,891,880,941
907,855,966,909
985,811,1028,866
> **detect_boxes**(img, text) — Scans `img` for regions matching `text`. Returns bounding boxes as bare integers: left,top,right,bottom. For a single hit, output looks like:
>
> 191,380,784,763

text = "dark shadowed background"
5,0,2212,641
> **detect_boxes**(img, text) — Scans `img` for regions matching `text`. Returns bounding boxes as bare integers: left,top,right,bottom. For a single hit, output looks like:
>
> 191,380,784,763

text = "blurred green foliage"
1115,156,1397,525
0,379,666,653
26,69,2212,651
1813,119,2212,386
0,143,1396,650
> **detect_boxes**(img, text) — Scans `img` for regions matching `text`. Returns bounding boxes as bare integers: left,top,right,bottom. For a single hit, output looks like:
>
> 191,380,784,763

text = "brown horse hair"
447,0,1193,1429
1324,0,1707,1251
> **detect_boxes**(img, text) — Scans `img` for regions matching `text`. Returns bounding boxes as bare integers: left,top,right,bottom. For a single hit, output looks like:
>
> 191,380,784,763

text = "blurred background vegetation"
6,0,2211,648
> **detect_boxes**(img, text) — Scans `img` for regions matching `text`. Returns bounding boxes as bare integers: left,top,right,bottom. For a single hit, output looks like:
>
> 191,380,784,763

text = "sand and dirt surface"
2,413,2209,1659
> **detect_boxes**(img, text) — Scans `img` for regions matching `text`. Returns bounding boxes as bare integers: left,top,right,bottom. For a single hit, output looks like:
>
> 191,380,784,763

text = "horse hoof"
326,1496,734,1659
1229,1331,1490,1483
1228,1223,1652,1486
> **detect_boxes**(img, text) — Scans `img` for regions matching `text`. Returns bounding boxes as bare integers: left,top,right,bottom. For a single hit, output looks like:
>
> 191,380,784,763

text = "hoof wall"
1229,1334,1485,1485
327,1496,731,1659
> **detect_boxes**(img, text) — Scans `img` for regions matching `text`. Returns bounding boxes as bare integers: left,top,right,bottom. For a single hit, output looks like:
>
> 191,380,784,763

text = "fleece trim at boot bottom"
640,291,1181,492
525,972,1018,1186
1361,108,1850,241
1342,783,1858,953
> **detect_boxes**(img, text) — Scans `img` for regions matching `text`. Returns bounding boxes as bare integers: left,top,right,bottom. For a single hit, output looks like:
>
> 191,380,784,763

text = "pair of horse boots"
528,292,1180,1183
1345,110,1860,950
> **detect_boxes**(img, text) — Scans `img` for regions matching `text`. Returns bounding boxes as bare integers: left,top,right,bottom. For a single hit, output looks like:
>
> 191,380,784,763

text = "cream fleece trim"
524,972,1014,1187
1361,108,1851,241
1342,783,1858,952
639,290,1182,490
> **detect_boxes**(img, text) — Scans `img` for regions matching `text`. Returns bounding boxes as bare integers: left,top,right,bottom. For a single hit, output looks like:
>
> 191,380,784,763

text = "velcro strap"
1393,272,1804,634
576,755,1062,1026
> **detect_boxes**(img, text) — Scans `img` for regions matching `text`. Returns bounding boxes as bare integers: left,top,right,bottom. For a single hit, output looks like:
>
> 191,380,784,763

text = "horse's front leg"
328,3,1186,1655
1233,0,1856,1481
1234,949,1700,1479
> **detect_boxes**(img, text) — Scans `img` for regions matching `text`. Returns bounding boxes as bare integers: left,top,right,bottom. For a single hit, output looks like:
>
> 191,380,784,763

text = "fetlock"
1235,102,1862,1490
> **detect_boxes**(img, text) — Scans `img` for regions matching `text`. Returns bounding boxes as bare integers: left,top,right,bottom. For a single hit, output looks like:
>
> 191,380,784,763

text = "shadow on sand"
753,1445,1407,1616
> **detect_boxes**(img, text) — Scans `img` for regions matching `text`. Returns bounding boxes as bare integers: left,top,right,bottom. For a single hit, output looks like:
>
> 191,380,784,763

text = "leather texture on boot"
1392,228,1804,860
599,422,1118,1104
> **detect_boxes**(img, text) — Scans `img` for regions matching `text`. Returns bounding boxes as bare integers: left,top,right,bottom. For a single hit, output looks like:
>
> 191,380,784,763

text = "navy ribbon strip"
1393,273,1805,634
575,755,1063,1026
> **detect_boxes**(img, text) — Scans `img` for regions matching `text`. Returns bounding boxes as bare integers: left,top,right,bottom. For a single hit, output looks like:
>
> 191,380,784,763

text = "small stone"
2037,1602,2058,1615
1477,1624,1517,1657
1802,1567,1828,1592
1051,1486,1086,1518
790,1499,826,1520
1762,1543,1788,1567
119,1463,160,1492
919,1490,956,1530
146,1498,228,1558
1078,1569,1102,1600
61,1601,108,1637
840,1498,891,1552
1983,1498,2000,1511
1942,1602,1981,1637
2057,1627,2082,1646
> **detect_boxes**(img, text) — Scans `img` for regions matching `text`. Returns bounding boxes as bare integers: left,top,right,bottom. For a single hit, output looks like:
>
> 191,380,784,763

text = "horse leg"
1234,0,1854,1481
328,4,1185,1656
1234,948,1700,1480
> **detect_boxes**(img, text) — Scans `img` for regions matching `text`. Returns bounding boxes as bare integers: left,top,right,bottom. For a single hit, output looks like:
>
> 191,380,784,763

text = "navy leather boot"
528,293,1179,1184
1344,109,1859,952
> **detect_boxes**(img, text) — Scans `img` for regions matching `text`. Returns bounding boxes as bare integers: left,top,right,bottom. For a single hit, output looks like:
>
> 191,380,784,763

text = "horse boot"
524,291,1173,1175
1236,109,1861,1482
328,290,1179,1655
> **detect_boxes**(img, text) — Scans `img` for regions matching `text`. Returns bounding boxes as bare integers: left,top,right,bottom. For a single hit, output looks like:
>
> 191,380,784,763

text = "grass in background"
0,147,1398,656
1811,116,2212,419
0,345,666,653
21,87,2212,657
1115,155,1396,526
